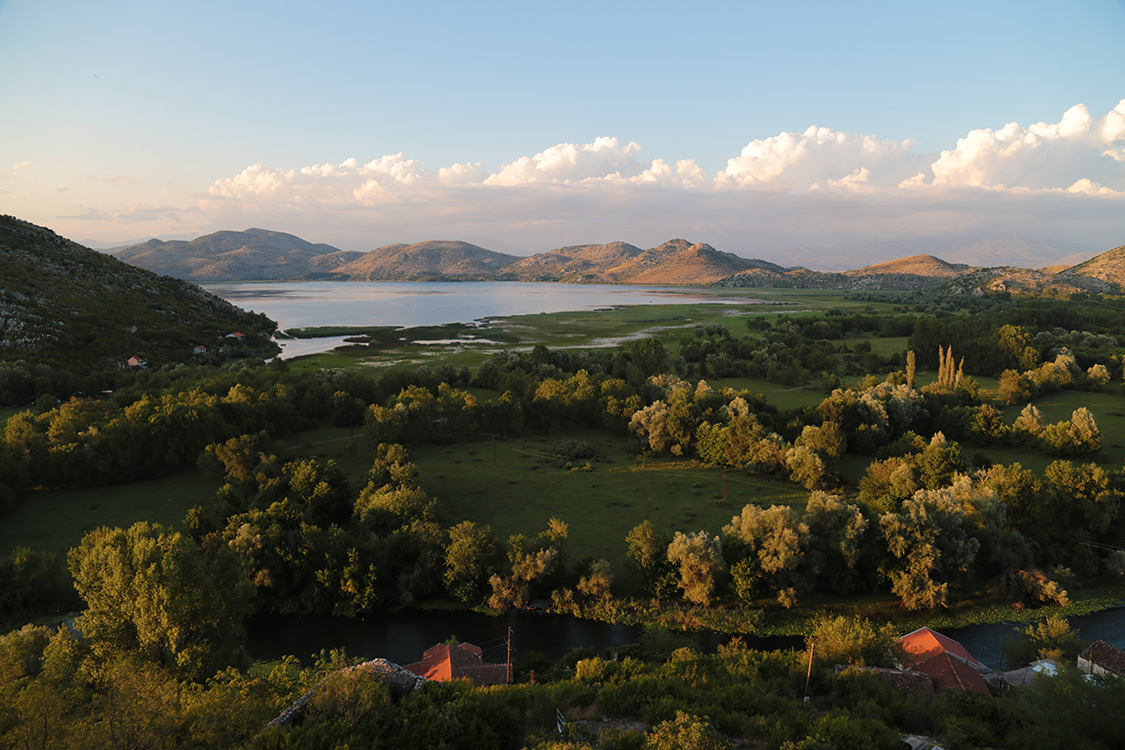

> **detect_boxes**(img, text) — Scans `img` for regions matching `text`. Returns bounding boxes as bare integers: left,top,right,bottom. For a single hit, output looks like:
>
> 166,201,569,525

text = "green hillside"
0,216,277,373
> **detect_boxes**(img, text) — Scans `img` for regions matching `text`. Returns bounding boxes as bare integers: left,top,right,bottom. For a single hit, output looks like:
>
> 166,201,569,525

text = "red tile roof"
403,643,510,687
896,627,990,695
897,627,986,671
910,653,991,694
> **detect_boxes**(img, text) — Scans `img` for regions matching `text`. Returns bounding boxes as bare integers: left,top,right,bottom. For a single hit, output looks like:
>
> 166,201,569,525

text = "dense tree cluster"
6,289,1125,747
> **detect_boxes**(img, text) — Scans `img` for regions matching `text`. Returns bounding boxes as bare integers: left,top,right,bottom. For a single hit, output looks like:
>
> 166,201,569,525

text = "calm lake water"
205,281,768,359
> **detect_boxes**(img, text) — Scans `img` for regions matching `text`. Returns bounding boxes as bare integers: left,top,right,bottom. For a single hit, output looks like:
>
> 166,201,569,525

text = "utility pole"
803,642,814,703
723,468,727,503
506,626,512,684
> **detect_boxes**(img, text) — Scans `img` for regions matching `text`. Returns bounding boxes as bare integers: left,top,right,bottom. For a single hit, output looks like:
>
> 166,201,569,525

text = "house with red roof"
403,643,510,687
895,627,992,695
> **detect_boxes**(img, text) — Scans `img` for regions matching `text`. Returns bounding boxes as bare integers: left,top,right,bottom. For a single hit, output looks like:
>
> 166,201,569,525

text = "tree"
917,432,963,489
576,559,613,603
625,520,672,596
806,615,897,667
998,369,1032,406
666,531,724,606
1086,363,1110,387
1004,615,1085,666
69,522,253,679
723,504,810,606
880,488,980,610
444,521,501,603
803,492,869,594
647,711,726,750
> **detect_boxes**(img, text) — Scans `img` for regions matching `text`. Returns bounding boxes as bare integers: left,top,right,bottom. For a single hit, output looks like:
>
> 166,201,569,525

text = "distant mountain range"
103,228,1124,295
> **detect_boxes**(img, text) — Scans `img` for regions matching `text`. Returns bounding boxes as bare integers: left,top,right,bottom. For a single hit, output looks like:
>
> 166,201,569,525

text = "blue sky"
2,0,1123,264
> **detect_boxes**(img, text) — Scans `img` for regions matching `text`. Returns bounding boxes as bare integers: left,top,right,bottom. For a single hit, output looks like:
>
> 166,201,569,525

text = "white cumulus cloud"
718,126,927,190
484,137,646,185
930,100,1125,190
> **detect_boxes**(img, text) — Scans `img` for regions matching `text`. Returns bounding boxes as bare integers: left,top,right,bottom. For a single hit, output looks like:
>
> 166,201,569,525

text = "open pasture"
411,430,805,593
0,471,218,557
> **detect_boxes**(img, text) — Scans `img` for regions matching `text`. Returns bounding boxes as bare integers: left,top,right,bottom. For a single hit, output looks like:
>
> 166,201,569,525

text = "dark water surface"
247,607,1125,669
245,608,802,667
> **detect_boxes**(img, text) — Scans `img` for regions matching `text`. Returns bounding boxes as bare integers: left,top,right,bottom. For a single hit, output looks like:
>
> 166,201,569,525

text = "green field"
0,471,219,558
411,431,805,594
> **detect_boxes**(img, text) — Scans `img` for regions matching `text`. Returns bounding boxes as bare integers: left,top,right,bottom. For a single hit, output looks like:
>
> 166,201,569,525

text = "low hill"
717,254,974,292
843,254,972,278
0,216,277,372
111,228,362,280
499,241,645,282
498,239,782,285
941,267,1118,296
331,241,519,281
1056,244,1125,287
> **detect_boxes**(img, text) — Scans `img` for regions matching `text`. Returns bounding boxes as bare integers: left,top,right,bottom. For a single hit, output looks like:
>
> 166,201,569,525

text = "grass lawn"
1000,387,1125,466
0,471,219,558
705,377,827,411
411,430,806,595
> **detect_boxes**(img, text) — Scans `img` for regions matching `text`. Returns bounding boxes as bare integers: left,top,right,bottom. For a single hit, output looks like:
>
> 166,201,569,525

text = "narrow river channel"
246,607,1125,670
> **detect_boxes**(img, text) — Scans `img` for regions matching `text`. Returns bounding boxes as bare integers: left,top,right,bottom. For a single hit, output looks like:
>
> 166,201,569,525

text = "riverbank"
540,580,1125,639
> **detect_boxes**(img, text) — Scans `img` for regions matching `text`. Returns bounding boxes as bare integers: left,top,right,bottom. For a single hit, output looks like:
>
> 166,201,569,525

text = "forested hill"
0,216,277,373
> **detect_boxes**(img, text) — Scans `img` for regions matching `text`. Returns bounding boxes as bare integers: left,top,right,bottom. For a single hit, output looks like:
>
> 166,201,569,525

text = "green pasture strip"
704,377,826,411
411,431,805,595
859,335,911,358
1002,388,1125,465
275,425,374,485
0,471,219,558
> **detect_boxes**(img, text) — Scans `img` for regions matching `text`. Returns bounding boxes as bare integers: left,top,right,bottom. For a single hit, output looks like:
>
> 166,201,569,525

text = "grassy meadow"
410,431,804,595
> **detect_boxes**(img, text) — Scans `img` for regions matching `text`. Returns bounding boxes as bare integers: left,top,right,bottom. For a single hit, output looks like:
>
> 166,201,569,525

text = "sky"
1,0,1124,265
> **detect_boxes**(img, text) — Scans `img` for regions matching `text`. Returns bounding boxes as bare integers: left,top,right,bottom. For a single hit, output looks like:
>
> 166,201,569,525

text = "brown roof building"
1078,640,1125,677
404,643,510,687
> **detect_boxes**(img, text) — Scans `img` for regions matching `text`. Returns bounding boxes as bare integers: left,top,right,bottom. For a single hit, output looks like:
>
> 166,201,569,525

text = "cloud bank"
48,100,1125,260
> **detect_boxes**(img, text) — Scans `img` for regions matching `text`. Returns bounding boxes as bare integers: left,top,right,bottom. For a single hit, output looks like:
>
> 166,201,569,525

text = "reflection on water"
207,281,767,332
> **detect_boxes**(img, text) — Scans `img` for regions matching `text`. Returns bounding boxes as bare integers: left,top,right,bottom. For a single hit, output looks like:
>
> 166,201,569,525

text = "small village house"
895,626,992,694
403,642,510,687
1077,640,1125,677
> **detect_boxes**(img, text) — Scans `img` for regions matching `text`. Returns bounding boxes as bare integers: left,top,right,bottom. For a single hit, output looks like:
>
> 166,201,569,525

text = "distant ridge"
105,225,1125,295
1056,244,1125,287
111,228,363,280
332,240,519,281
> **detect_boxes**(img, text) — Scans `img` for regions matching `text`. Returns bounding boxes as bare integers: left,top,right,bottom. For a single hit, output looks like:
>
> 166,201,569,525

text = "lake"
205,281,772,358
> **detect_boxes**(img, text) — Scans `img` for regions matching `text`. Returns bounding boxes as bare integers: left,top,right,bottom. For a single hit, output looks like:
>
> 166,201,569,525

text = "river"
204,281,773,359
246,607,1125,670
